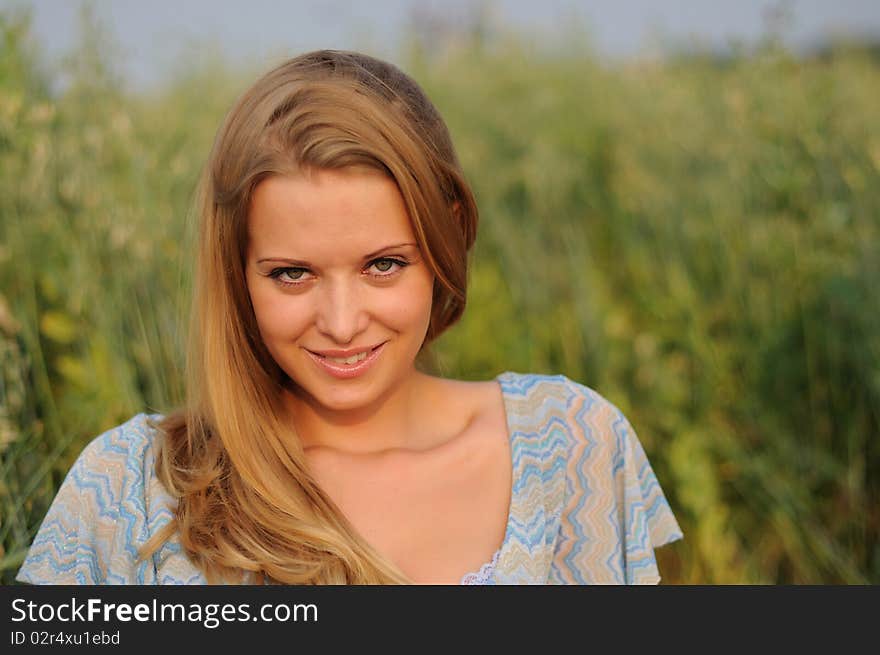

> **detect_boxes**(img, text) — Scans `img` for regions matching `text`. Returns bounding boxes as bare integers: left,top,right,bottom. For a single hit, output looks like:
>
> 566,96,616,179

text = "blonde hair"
141,50,479,583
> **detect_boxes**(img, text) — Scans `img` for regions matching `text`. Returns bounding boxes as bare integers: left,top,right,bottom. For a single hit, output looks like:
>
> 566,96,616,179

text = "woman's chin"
289,377,383,417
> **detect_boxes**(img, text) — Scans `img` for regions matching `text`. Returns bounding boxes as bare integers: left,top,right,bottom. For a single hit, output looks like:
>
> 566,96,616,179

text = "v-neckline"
458,371,518,585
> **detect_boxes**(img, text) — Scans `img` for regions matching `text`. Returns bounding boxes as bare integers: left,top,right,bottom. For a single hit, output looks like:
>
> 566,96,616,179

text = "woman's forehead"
246,170,418,259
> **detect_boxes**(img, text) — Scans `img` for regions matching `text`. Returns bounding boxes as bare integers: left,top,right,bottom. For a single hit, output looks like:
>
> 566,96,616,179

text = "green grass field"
1,9,878,584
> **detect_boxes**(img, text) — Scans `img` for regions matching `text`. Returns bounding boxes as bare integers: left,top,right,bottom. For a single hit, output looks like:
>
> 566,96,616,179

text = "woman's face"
245,168,434,418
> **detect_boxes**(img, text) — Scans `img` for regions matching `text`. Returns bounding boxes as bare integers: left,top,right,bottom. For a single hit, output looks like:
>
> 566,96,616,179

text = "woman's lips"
305,342,386,379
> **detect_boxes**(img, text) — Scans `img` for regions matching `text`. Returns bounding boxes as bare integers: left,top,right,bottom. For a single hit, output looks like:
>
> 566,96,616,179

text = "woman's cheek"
383,280,433,330
254,291,310,342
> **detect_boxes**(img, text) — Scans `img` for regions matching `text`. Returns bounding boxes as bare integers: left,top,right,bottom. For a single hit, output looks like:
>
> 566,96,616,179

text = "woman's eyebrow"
256,242,418,265
363,242,419,259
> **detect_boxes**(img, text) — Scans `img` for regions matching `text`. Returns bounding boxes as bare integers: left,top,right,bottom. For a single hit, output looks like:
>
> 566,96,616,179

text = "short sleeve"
614,409,683,583
551,378,683,584
15,415,158,585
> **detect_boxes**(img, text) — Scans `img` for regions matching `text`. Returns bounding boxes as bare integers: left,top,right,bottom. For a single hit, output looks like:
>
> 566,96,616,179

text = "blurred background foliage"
1,5,878,584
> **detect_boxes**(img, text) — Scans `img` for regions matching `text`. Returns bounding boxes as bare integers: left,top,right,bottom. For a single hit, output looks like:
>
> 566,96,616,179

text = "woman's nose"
314,279,368,344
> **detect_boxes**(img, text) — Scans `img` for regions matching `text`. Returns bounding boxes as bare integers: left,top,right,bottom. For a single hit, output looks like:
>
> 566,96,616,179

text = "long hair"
140,50,479,583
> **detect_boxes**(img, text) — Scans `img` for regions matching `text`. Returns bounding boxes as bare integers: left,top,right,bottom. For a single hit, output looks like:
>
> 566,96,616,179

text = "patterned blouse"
17,372,683,585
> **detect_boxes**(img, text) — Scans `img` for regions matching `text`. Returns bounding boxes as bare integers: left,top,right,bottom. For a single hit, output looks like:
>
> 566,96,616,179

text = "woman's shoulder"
494,370,631,432
33,413,169,514
496,369,610,399
62,413,168,498
75,412,166,468
494,370,665,485
432,370,633,452
16,412,171,585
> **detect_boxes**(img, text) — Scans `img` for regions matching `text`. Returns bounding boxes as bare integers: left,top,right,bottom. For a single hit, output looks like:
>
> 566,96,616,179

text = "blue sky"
13,0,880,90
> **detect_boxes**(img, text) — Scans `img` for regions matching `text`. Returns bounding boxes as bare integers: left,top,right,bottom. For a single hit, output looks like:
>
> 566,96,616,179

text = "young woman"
17,50,682,585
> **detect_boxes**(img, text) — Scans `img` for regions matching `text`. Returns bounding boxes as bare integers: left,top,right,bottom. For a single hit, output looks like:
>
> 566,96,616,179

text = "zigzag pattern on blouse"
493,373,682,584
17,372,682,585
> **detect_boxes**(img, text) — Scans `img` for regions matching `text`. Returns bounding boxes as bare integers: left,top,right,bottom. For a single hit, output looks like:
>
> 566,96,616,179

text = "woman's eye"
269,267,310,285
368,258,407,276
